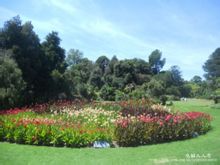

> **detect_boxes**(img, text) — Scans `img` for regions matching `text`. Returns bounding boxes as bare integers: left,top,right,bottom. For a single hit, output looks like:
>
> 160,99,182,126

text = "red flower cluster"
115,111,212,146
185,112,212,121
116,112,212,128
116,118,131,128
0,108,28,115
138,115,157,123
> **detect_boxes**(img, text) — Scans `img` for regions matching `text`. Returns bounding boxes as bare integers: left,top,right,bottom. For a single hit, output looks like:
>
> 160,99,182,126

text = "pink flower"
165,114,172,122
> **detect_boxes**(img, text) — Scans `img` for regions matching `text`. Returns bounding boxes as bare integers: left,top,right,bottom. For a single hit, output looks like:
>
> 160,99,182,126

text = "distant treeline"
0,16,219,109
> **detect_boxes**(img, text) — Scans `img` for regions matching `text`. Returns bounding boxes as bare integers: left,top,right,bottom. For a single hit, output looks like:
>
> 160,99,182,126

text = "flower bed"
115,112,212,146
0,113,112,147
0,99,213,148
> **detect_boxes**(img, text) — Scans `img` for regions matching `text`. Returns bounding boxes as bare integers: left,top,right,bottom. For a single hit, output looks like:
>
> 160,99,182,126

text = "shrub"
160,95,168,105
115,90,127,101
100,85,116,101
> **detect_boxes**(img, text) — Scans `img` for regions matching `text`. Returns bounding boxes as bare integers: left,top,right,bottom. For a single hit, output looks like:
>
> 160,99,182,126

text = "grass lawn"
0,99,219,165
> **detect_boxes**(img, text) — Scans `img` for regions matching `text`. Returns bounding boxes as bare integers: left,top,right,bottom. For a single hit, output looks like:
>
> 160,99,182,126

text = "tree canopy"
1,16,220,108
203,48,220,79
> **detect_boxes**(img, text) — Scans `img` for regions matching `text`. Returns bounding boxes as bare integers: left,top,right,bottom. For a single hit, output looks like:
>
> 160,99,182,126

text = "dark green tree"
148,49,166,74
191,75,202,84
95,55,110,75
170,65,183,86
203,48,220,79
41,31,67,99
42,31,66,73
0,50,26,109
0,16,46,103
89,66,104,89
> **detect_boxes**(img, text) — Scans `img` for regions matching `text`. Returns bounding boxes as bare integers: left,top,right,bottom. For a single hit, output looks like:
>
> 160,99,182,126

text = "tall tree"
0,16,45,102
42,31,66,74
148,49,166,74
203,48,220,79
41,31,67,99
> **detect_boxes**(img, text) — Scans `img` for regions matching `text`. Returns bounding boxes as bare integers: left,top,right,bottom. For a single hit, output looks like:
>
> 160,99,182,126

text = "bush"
160,95,168,105
115,90,127,101
129,87,149,100
100,85,116,101
115,112,212,146
213,95,220,104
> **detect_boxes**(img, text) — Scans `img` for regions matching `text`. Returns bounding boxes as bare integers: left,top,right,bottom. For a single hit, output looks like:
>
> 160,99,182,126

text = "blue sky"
1,0,220,80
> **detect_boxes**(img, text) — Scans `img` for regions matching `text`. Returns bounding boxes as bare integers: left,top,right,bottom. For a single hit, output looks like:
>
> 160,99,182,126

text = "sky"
0,0,220,80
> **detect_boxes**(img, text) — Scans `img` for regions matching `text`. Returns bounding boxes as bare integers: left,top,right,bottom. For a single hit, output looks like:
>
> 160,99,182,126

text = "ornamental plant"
0,108,113,147
115,112,212,146
0,100,213,148
119,99,171,117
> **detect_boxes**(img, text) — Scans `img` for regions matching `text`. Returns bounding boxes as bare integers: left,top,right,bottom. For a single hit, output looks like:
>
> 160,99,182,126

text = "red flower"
165,114,172,122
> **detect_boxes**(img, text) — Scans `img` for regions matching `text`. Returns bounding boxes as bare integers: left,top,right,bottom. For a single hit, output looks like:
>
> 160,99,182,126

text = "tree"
154,71,173,88
108,55,118,73
0,50,26,109
203,48,220,79
42,31,66,74
0,16,46,103
66,49,83,66
89,66,104,89
191,75,202,84
95,56,110,75
148,49,166,74
179,84,192,97
0,16,22,48
65,58,93,98
170,65,183,86
41,31,67,99
68,58,93,84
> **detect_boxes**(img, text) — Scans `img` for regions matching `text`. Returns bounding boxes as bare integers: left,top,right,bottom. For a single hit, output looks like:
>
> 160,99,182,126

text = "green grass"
0,99,220,165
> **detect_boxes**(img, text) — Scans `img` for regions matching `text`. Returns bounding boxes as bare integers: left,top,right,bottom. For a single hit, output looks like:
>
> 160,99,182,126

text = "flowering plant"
115,112,212,146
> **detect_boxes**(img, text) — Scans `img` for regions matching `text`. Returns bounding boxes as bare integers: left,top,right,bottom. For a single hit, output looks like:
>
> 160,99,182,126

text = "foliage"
2,16,220,108
66,49,83,66
0,99,213,148
148,49,166,74
160,95,168,105
119,99,169,117
0,50,26,109
0,104,115,147
100,85,116,101
203,48,220,79
115,111,212,146
143,79,165,97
